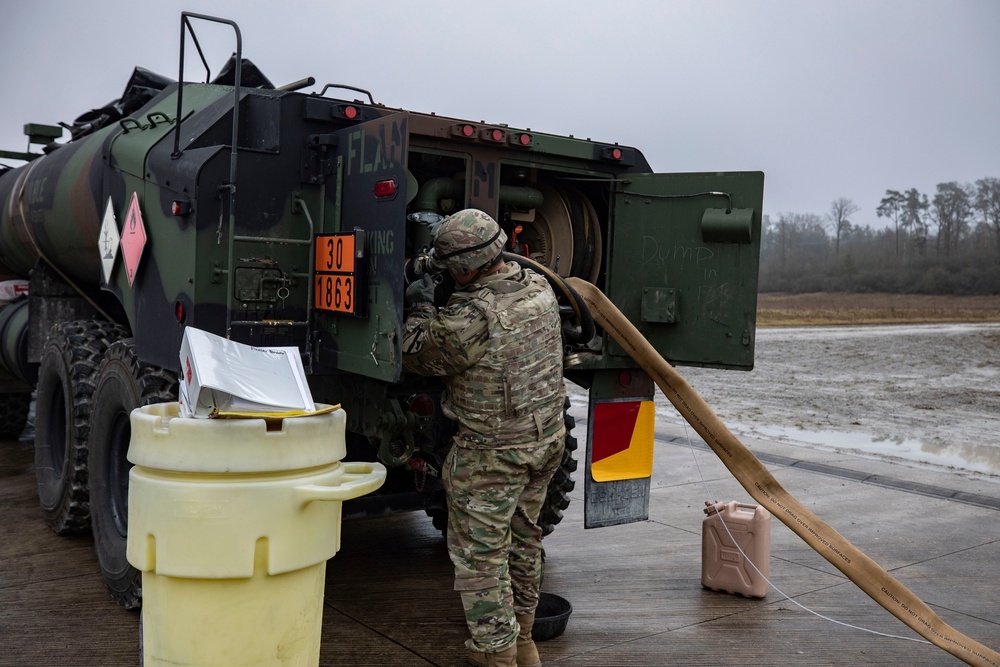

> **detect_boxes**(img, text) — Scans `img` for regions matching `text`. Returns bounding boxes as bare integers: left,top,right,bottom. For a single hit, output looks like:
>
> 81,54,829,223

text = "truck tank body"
0,125,119,284
0,82,303,370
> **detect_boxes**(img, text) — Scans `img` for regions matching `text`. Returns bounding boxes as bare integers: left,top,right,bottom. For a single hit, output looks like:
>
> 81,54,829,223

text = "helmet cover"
433,209,507,274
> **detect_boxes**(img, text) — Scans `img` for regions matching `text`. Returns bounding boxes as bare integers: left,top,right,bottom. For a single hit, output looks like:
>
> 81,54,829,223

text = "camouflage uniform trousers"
444,431,565,653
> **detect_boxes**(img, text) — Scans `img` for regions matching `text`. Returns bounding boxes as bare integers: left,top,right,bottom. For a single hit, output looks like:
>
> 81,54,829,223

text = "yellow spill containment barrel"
126,403,386,666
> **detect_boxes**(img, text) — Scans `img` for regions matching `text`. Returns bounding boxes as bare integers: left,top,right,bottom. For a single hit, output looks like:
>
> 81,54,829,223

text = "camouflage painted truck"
0,13,764,608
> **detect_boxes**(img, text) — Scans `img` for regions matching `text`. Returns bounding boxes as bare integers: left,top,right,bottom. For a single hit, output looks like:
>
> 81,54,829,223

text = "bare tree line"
759,177,1000,294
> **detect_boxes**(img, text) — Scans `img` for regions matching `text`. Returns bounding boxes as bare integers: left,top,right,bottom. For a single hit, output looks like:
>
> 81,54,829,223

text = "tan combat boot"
516,613,541,667
466,644,518,667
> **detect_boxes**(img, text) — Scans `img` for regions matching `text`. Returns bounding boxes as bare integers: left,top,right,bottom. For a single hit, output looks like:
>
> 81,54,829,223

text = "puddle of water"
729,423,1000,476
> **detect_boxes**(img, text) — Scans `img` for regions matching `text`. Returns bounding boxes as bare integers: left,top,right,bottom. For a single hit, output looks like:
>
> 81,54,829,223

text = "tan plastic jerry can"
701,500,771,598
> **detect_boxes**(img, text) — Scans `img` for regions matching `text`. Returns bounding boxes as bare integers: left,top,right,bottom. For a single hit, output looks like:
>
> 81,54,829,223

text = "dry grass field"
757,292,1000,326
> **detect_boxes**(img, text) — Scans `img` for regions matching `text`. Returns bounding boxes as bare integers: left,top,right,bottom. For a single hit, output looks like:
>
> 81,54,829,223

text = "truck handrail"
314,84,376,105
171,13,246,343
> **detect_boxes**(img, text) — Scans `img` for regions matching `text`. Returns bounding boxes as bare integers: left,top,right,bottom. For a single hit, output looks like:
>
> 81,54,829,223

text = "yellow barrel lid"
128,402,348,473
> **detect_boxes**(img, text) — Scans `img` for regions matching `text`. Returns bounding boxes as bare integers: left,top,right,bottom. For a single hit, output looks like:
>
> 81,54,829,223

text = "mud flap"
584,376,656,528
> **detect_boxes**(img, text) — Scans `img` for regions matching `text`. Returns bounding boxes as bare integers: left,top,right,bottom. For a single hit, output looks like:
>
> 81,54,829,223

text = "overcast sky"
2,0,997,229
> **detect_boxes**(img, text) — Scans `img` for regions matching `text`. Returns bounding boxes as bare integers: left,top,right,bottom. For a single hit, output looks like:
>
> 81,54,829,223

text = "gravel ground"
573,322,1000,478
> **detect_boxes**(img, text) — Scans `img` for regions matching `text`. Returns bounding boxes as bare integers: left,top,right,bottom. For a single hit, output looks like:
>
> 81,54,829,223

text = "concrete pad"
3,418,999,666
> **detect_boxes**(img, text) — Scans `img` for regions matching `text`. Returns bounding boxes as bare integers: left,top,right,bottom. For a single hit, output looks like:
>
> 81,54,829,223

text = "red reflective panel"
591,400,655,482
374,179,397,198
174,301,185,323
592,401,642,462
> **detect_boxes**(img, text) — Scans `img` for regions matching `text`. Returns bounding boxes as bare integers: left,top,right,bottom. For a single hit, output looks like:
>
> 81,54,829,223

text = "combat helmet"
433,209,508,274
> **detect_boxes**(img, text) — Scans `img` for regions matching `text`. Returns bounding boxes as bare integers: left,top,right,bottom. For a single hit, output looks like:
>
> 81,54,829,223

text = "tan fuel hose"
566,277,1000,667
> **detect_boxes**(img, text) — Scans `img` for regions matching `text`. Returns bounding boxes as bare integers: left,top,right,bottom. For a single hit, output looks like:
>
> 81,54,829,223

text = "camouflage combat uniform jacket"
401,261,566,448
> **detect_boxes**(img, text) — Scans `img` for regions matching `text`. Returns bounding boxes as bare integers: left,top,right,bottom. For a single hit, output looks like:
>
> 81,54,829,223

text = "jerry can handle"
734,501,771,519
294,462,387,505
704,500,766,516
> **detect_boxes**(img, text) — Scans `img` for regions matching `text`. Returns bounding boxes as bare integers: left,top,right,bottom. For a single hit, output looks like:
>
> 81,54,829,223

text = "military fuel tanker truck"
0,13,764,609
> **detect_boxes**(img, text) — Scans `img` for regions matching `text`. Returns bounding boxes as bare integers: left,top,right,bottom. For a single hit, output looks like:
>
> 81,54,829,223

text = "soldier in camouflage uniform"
402,209,566,667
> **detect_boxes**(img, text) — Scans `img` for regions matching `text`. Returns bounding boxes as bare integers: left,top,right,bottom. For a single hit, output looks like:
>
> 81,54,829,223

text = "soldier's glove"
404,247,442,283
405,274,436,305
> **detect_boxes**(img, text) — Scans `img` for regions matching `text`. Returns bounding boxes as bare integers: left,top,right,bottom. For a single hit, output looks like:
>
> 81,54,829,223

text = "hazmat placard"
178,327,317,418
99,197,120,285
120,192,146,287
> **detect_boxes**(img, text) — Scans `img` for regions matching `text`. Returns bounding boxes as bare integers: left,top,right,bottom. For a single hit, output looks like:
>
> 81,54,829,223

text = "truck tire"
89,339,177,609
34,320,128,534
0,392,31,439
428,402,578,538
539,404,578,536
